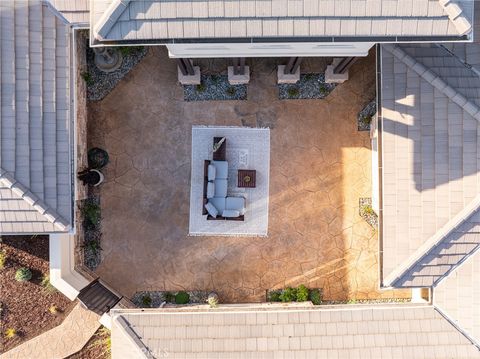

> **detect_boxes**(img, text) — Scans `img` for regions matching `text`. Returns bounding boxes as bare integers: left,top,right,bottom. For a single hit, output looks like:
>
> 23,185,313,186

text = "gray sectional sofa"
202,159,246,220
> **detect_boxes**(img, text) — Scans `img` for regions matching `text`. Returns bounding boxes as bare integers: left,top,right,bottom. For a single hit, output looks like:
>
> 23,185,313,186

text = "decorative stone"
178,66,201,85
228,66,250,85
277,65,300,84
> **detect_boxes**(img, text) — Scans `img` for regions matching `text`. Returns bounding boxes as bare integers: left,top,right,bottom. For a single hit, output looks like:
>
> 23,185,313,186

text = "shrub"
15,267,32,282
41,275,56,293
119,46,144,56
296,285,309,302
361,204,375,216
81,72,94,86
82,201,100,229
304,73,315,81
309,289,322,305
279,287,297,302
319,85,328,95
268,290,282,302
141,294,152,307
88,148,109,169
207,296,218,308
0,249,6,270
211,74,220,84
361,115,372,125
196,83,206,93
163,291,175,303
4,328,16,339
175,291,190,304
49,305,58,314
83,239,102,255
226,86,236,96
287,87,299,98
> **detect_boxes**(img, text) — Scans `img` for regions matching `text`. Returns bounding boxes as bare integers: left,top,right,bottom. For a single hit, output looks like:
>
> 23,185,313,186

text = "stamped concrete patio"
88,47,410,303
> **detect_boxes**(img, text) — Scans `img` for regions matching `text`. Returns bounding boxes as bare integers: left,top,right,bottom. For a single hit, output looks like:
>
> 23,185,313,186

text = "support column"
177,58,201,85
228,57,250,85
325,57,358,83
277,57,301,84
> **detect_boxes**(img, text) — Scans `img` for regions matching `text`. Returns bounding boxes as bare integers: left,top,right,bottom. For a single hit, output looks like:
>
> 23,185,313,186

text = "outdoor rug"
189,126,270,236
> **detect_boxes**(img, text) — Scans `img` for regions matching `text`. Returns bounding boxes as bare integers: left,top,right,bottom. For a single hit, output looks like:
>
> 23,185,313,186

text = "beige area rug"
189,126,270,236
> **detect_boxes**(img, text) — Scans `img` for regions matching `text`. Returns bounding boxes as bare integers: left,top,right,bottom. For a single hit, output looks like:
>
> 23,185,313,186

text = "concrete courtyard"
88,47,410,303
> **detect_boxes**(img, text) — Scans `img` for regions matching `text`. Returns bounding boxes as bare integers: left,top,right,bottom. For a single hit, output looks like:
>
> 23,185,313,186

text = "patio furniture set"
202,137,256,221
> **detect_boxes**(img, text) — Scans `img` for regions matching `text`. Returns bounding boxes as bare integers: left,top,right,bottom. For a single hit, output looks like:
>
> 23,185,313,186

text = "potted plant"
77,168,104,186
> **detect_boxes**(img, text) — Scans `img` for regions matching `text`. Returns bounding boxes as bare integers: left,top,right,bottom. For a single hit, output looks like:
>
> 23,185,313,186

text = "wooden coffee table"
238,169,256,188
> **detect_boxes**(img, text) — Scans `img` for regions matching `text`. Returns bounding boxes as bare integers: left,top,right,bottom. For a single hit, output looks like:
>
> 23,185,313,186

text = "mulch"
67,327,110,359
0,235,76,353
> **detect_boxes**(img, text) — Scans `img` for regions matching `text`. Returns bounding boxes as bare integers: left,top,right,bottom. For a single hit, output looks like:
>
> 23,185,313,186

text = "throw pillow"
205,202,218,218
207,182,215,199
208,164,216,181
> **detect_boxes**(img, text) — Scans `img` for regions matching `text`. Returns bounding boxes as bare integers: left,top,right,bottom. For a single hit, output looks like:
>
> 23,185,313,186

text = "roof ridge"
0,168,71,232
94,0,131,40
383,44,480,121
438,0,473,35
383,194,480,287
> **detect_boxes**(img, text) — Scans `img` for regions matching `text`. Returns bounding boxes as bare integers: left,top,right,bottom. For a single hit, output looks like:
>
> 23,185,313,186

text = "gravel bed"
82,197,102,270
358,99,376,131
184,74,247,101
85,44,148,101
132,290,210,308
321,298,411,305
359,197,378,228
278,73,336,100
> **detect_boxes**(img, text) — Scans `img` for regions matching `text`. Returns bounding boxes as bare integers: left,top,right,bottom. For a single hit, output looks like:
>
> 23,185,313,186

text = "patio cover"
90,0,474,43
0,1,74,233
111,306,480,358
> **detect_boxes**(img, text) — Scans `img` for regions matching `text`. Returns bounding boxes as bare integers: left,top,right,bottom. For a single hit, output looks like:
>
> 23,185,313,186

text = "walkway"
2,303,100,359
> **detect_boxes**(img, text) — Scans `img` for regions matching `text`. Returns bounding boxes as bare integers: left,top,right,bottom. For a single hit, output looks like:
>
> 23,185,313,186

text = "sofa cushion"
222,209,240,218
212,161,228,179
226,197,245,214
207,164,216,181
214,179,228,198
206,181,215,199
204,202,218,218
209,197,226,213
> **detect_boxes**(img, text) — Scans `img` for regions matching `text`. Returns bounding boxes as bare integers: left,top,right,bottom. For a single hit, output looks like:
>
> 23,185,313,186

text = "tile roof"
380,42,480,286
434,250,480,346
111,306,480,358
0,0,73,234
90,0,474,43
45,0,90,24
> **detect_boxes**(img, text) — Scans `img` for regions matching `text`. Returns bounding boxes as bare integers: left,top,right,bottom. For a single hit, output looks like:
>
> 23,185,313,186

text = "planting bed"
0,235,75,353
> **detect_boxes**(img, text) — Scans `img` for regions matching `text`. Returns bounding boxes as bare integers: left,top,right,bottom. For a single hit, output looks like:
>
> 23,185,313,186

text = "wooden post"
333,57,358,74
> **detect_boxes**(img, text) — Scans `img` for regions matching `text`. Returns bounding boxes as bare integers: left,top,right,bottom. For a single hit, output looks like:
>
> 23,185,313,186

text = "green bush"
196,83,206,93
15,267,32,282
226,86,236,96
41,274,56,293
82,201,100,229
296,285,309,302
319,85,328,95
175,291,190,304
268,290,282,302
142,294,152,307
83,239,102,255
163,292,175,303
119,46,144,56
81,72,94,86
287,87,299,98
309,289,322,305
279,287,297,302
0,249,6,270
361,204,375,216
